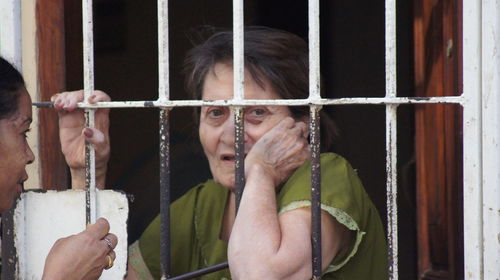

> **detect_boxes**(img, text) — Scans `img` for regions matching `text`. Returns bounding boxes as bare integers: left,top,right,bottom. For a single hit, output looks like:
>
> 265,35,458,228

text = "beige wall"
22,0,41,189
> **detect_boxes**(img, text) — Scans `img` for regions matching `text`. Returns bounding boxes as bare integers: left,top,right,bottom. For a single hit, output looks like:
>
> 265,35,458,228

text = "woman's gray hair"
183,26,337,151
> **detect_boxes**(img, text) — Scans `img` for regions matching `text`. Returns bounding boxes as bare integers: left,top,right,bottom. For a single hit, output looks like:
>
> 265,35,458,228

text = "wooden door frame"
413,0,463,279
36,0,69,190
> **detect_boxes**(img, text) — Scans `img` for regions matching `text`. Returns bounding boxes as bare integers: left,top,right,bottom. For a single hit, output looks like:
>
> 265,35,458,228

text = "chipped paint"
385,0,398,278
31,96,464,110
234,107,245,211
309,106,322,279
159,109,171,278
386,105,399,280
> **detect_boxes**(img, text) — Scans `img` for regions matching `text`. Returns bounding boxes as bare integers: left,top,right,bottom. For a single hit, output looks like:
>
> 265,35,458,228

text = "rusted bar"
32,102,54,108
234,107,245,211
159,108,171,279
310,106,322,279
167,262,229,280
385,105,398,279
82,0,96,226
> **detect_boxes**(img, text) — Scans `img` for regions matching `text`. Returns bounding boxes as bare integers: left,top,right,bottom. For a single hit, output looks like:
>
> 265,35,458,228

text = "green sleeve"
277,153,368,273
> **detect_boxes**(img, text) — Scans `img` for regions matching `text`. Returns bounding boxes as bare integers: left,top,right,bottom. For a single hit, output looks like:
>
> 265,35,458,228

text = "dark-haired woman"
0,56,117,279
57,27,388,280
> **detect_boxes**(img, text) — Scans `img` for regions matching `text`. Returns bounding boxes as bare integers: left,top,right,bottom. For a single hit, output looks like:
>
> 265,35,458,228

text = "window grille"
26,0,499,279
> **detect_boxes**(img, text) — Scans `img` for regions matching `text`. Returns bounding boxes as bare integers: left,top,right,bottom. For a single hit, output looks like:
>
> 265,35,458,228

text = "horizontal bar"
32,96,464,109
167,262,229,280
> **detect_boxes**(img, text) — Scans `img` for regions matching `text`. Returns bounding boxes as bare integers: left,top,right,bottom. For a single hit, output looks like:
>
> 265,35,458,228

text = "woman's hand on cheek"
51,90,110,188
245,117,310,186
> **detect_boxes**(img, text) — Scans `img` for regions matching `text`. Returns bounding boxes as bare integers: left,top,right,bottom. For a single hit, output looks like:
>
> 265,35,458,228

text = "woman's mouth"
220,154,247,163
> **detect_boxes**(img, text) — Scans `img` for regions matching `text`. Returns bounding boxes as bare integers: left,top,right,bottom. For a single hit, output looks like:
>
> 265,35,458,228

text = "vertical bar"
309,0,322,277
308,0,320,100
233,0,245,210
158,0,169,101
82,0,97,225
159,109,171,279
385,105,398,280
309,106,322,279
158,0,171,278
233,0,244,101
234,107,245,211
481,0,499,278
462,0,483,279
385,0,398,279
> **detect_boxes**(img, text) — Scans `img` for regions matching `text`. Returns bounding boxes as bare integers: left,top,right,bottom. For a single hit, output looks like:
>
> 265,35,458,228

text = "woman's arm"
228,118,351,280
51,90,111,188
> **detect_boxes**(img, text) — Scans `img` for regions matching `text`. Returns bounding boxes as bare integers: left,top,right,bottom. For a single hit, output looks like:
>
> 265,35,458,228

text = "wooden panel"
413,0,463,279
36,0,68,190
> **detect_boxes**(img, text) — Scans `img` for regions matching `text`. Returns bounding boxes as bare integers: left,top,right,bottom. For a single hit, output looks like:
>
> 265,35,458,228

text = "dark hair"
183,26,337,151
0,57,25,120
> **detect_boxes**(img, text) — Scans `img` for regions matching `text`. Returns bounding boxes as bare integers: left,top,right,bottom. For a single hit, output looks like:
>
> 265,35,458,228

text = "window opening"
26,0,499,279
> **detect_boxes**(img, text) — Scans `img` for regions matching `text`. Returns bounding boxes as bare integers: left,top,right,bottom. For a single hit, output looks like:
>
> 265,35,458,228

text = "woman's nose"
26,144,35,164
220,113,250,146
220,114,236,144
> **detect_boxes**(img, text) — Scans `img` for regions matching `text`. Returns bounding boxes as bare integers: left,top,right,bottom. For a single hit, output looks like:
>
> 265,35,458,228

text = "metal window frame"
30,0,499,279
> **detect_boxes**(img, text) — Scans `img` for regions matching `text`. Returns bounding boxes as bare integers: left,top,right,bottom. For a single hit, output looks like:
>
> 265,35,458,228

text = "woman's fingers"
51,90,110,110
85,218,111,239
105,250,116,270
102,233,118,251
83,128,107,148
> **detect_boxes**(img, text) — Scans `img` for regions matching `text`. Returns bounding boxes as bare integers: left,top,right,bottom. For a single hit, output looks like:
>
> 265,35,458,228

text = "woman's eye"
250,108,266,116
208,109,224,118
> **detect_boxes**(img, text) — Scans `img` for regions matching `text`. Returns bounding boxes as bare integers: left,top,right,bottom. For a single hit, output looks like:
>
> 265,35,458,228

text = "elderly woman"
56,27,387,279
0,57,117,279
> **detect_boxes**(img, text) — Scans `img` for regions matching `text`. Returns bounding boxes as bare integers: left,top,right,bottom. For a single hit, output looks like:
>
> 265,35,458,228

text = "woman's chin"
214,178,236,190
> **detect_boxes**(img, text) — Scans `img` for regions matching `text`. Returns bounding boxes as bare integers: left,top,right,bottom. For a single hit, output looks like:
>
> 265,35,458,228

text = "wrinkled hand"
51,90,110,188
42,218,118,280
245,117,310,186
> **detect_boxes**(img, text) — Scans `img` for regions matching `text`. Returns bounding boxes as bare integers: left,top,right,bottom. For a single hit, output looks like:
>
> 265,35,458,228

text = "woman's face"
199,63,293,189
0,88,34,212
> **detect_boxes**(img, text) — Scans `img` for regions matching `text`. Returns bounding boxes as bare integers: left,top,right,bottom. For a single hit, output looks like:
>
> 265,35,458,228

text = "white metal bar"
385,0,397,99
0,0,22,70
308,0,320,100
233,0,244,101
385,105,398,280
462,0,483,279
385,0,398,278
67,96,464,109
158,0,169,101
82,0,97,224
481,0,500,278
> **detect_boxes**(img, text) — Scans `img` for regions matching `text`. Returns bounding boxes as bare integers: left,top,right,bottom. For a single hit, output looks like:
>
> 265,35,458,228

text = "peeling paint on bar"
233,0,244,101
158,0,169,101
83,0,97,225
386,105,398,280
159,109,171,279
61,96,463,109
385,0,397,99
234,107,245,211
308,0,320,101
309,106,322,279
385,0,398,278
